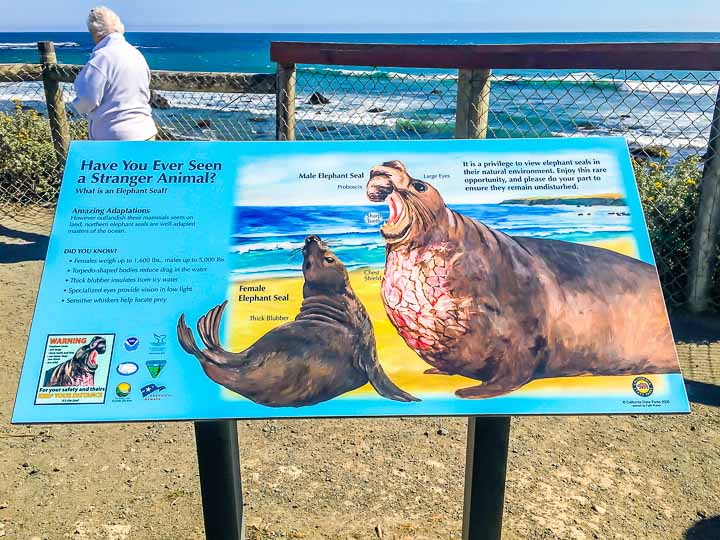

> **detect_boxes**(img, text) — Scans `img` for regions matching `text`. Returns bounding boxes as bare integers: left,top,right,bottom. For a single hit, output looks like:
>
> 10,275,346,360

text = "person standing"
72,6,157,141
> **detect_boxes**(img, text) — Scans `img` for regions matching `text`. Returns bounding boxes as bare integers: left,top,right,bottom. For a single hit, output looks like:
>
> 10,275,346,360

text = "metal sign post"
194,420,246,540
462,416,511,540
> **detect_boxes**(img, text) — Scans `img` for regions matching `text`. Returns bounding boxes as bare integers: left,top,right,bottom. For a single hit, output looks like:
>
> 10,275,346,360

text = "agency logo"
149,333,168,356
364,211,383,226
116,362,139,376
140,383,166,398
115,382,131,398
123,337,140,352
146,359,167,378
632,376,654,397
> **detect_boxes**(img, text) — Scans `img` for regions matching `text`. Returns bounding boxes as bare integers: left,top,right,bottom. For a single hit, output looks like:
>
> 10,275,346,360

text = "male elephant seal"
43,336,107,387
177,235,419,407
366,160,678,399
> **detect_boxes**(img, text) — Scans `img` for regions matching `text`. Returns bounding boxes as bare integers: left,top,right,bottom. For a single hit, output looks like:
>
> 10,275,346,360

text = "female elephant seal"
177,235,419,407
366,160,678,399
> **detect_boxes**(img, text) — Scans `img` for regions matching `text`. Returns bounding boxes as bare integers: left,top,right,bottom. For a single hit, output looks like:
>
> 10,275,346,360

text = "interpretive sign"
12,138,689,423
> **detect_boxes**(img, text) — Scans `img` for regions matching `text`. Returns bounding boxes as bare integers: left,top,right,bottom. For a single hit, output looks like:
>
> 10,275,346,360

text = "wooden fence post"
37,41,70,166
276,63,296,141
688,85,720,313
455,68,492,139
454,65,509,540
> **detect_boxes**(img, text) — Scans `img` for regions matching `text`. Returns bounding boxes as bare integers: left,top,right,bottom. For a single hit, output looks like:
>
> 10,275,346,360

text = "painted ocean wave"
229,204,634,278
230,236,383,254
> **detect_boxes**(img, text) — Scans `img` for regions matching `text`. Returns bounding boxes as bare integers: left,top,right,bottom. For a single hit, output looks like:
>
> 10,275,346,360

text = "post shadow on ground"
684,380,720,407
669,311,720,343
0,225,49,263
686,516,720,539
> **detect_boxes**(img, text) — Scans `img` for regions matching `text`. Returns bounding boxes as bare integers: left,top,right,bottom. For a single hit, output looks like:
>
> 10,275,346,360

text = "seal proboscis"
177,235,419,407
366,160,678,399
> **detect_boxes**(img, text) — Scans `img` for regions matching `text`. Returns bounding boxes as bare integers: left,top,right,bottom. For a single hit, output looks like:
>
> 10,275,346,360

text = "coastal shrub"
0,100,87,203
633,154,703,307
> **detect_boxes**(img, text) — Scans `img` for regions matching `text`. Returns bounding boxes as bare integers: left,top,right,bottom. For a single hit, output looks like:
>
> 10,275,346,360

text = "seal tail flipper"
178,303,248,367
368,364,421,402
197,301,228,351
177,313,204,359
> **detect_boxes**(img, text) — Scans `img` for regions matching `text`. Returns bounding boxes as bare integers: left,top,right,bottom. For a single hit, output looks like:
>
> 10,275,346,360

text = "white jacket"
72,33,157,141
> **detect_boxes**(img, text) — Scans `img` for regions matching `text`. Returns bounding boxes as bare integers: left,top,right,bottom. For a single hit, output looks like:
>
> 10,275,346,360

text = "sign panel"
12,138,689,423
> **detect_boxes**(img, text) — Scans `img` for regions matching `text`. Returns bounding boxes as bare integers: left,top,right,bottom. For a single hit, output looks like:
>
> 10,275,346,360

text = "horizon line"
1,29,719,35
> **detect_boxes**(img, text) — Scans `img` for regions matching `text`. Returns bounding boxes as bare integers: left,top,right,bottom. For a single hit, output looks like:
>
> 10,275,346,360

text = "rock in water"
313,125,337,133
149,90,171,109
629,144,668,159
156,126,179,141
368,107,386,113
307,91,330,105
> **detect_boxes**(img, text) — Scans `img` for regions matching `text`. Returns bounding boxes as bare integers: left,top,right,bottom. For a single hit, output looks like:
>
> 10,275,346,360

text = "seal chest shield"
367,160,678,399
177,235,419,407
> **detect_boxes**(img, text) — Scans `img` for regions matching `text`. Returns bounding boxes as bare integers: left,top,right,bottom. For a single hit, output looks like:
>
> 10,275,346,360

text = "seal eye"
324,256,335,263
413,182,427,192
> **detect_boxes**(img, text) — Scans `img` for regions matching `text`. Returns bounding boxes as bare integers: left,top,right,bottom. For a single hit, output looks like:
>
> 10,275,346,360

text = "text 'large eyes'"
324,256,335,263
413,182,427,192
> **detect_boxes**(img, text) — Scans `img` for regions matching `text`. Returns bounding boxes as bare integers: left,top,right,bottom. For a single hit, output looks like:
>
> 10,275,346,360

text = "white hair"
87,6,125,39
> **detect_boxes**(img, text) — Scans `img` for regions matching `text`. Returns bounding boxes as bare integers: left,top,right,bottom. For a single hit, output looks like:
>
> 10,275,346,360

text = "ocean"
230,203,633,279
1,32,719,150
2,32,720,72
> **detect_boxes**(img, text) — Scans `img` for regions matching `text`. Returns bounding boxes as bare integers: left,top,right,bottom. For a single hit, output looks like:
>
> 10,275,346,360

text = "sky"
0,0,718,33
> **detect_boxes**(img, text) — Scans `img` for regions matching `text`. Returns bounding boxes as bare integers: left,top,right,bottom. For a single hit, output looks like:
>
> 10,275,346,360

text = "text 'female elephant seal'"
367,160,678,399
177,235,419,407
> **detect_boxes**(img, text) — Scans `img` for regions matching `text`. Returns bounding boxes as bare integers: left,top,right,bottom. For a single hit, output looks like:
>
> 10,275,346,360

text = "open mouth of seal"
87,350,99,371
381,192,412,242
387,192,405,224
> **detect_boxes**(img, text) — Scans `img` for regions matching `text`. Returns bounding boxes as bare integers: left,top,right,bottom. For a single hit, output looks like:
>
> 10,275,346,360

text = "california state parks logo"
632,377,654,397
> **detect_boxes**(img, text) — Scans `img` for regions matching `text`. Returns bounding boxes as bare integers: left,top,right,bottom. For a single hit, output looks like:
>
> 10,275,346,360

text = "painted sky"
1,0,717,32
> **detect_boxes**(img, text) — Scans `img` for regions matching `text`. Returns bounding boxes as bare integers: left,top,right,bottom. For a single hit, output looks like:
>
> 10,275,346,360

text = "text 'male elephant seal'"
366,160,678,399
177,235,419,407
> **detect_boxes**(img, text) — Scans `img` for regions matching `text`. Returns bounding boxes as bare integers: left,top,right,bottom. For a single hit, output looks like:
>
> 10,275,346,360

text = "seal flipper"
455,380,527,399
367,365,420,402
424,367,452,375
197,301,228,352
364,352,420,402
177,313,204,359
177,302,248,366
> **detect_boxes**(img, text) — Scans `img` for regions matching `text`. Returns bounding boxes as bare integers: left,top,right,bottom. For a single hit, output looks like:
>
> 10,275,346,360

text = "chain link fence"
1,57,719,312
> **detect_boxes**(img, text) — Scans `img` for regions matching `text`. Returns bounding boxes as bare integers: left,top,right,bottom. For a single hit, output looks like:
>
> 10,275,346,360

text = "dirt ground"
1,216,719,540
